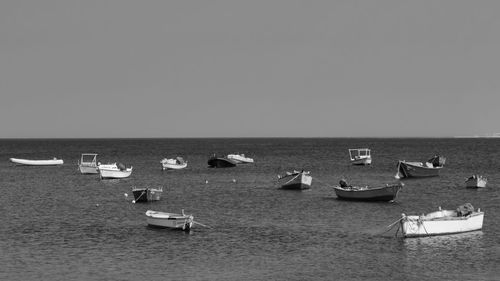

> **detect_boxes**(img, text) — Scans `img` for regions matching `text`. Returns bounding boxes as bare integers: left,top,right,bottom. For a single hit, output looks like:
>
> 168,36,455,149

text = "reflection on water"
403,231,484,251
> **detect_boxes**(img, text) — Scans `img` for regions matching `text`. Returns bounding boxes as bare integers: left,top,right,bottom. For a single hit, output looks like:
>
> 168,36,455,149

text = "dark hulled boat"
333,180,403,202
132,186,163,203
207,155,237,168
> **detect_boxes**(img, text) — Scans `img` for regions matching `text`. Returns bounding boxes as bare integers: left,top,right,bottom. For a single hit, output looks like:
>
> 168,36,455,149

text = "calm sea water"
0,138,499,281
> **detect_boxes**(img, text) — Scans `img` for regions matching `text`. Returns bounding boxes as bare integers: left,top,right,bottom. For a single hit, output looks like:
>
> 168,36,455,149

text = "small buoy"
96,203,100,207
124,193,128,197
232,179,236,183
132,200,136,204
205,180,208,184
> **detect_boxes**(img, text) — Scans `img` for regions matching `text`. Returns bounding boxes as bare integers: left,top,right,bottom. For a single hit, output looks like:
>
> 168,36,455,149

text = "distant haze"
1,1,499,138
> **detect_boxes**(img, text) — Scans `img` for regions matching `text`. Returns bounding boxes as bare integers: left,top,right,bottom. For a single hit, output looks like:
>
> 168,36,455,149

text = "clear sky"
1,0,499,138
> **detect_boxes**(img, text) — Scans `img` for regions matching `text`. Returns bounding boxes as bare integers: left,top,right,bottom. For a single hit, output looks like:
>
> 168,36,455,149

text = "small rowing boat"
145,210,194,231
398,203,484,238
10,157,64,166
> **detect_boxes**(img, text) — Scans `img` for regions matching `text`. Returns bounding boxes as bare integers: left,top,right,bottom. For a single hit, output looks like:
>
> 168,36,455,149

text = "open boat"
145,210,194,231
399,203,484,238
333,179,403,201
132,186,163,203
465,175,487,188
78,153,99,174
278,170,312,190
227,153,254,164
396,155,446,179
10,157,64,166
207,154,237,168
98,163,133,179
348,148,372,165
160,157,187,170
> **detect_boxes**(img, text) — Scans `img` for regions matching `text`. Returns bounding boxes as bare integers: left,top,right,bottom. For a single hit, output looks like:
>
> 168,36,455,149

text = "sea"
0,138,499,281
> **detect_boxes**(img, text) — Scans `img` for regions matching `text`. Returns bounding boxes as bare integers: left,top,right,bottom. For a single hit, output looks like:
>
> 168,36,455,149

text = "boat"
465,175,487,188
160,157,187,170
395,155,446,179
399,203,484,238
132,186,163,203
10,157,64,166
145,210,194,231
98,163,133,179
227,153,254,164
78,153,99,174
333,179,403,201
277,170,312,190
348,148,372,165
207,154,237,168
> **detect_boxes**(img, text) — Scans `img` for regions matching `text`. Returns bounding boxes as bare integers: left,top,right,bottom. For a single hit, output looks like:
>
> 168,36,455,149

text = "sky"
1,0,499,138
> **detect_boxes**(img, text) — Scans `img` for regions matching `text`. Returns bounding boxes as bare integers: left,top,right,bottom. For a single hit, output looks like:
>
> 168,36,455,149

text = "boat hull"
99,168,132,179
145,210,194,231
79,165,99,174
207,157,237,168
400,211,484,238
351,157,372,165
161,162,188,170
333,184,402,201
132,188,162,202
10,158,64,166
397,161,442,178
279,173,312,190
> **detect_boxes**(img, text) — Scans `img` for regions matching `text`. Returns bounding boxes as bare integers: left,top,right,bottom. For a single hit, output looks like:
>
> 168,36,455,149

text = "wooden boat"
399,203,484,238
10,157,64,166
348,148,372,165
98,163,133,179
78,153,99,174
465,175,487,188
132,186,163,203
227,153,254,164
207,154,237,168
160,157,187,170
278,170,312,190
145,210,194,231
396,155,446,179
333,180,403,201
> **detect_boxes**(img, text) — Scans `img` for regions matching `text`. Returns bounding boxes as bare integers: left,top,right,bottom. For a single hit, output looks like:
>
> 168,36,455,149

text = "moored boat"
132,186,163,203
348,148,372,165
10,157,64,166
78,153,99,174
333,179,403,201
145,210,194,231
207,154,237,168
227,153,254,164
160,157,187,170
396,155,446,179
278,170,312,190
98,163,133,179
399,203,484,238
465,175,487,188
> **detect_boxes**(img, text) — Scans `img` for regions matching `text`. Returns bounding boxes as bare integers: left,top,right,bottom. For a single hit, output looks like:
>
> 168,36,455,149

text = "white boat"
465,175,487,188
160,157,187,170
98,163,133,179
78,153,99,174
10,157,64,166
399,204,484,238
145,210,194,231
348,148,372,165
227,153,254,164
278,170,312,190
